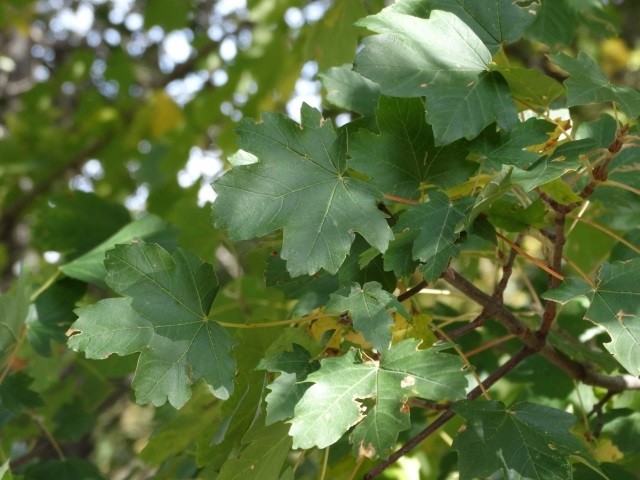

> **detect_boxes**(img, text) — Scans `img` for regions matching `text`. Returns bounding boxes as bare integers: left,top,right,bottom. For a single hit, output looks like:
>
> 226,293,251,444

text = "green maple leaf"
551,52,640,118
471,118,556,170
585,259,640,376
496,67,566,109
0,274,30,365
259,344,320,425
320,65,380,118
212,104,393,276
424,0,539,54
217,421,292,480
67,241,236,408
393,192,474,281
289,340,467,458
452,400,594,480
354,9,518,144
349,96,476,200
326,282,408,352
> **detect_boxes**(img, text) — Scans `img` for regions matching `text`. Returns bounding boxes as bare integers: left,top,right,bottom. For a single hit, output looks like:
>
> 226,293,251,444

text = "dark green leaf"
585,259,640,376
452,400,594,480
26,279,86,356
349,96,475,199
212,104,392,276
0,275,30,364
471,118,556,171
60,214,176,288
0,372,43,412
68,242,236,408
395,192,473,268
217,421,292,480
32,192,130,258
320,65,380,118
23,458,104,480
551,52,640,118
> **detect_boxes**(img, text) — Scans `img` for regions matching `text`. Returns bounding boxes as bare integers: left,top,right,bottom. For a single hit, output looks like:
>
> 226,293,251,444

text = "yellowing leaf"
150,91,183,138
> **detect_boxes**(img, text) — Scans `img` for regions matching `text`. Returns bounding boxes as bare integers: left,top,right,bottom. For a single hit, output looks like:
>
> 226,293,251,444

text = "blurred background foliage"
1,0,640,479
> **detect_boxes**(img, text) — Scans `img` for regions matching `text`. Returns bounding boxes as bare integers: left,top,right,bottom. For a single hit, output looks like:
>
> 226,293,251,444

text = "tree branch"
442,267,640,392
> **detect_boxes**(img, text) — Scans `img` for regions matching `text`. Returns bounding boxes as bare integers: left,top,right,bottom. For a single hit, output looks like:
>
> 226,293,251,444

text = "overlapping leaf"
424,0,539,54
326,282,408,352
354,9,518,143
585,259,640,376
452,400,594,480
551,52,640,118
217,422,292,480
289,340,467,458
259,344,320,425
392,192,474,281
212,104,393,276
349,96,476,199
67,241,236,408
471,118,556,170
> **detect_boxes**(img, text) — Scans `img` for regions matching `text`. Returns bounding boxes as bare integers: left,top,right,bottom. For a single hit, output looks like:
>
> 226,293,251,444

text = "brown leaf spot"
65,328,81,337
358,442,376,459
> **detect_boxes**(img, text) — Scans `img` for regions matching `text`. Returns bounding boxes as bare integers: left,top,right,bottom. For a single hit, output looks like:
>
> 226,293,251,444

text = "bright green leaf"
425,0,539,54
68,241,236,408
326,282,407,352
496,67,566,109
355,9,517,144
452,400,594,480
542,277,592,305
289,340,467,458
212,104,393,276
259,344,320,424
538,178,583,205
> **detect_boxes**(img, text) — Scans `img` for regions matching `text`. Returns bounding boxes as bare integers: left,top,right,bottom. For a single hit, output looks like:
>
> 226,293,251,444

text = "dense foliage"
1,0,640,479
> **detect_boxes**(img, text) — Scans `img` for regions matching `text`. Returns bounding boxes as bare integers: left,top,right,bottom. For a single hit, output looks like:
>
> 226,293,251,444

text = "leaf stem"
570,216,640,255
346,456,365,480
29,411,66,460
319,446,329,480
495,232,564,280
216,313,337,329
30,270,61,302
382,194,419,205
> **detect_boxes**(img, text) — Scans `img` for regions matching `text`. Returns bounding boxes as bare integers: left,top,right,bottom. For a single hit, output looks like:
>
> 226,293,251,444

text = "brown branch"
538,204,567,336
446,234,523,340
397,280,428,303
365,347,535,479
442,267,640,392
